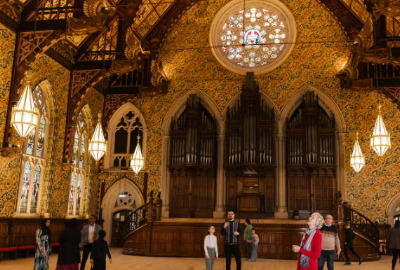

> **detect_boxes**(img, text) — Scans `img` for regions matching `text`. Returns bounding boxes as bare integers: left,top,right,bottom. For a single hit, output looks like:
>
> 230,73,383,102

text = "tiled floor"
0,248,393,270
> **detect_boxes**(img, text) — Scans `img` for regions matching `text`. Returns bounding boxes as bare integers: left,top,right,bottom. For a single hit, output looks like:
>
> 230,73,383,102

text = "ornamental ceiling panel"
340,0,370,24
133,0,176,37
66,33,88,47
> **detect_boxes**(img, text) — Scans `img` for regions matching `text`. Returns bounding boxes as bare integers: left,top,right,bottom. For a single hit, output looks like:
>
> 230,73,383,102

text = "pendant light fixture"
350,132,365,173
130,135,144,174
370,104,391,156
10,85,39,137
89,113,107,161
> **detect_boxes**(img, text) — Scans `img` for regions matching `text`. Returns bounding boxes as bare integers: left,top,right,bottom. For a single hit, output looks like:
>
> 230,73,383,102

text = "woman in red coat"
292,212,324,270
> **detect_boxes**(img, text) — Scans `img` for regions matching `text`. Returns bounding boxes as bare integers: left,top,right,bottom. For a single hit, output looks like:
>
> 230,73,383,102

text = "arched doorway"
101,178,144,243
387,194,400,226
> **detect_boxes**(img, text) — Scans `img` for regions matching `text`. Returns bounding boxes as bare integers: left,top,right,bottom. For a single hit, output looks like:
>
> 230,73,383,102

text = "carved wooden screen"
169,95,217,218
224,73,276,217
286,91,336,218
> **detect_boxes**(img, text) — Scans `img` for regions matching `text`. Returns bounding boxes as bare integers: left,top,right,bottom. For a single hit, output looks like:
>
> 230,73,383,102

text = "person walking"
90,230,112,270
250,228,259,262
292,212,323,270
388,220,400,270
204,225,218,270
318,214,341,270
34,219,51,270
343,223,362,265
243,219,253,260
56,219,81,270
221,211,242,270
80,215,102,270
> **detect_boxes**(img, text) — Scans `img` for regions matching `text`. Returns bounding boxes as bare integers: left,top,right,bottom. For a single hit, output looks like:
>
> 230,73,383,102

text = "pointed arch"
387,194,400,226
279,85,346,133
101,178,145,243
105,102,147,170
160,91,223,218
161,90,224,136
280,86,347,209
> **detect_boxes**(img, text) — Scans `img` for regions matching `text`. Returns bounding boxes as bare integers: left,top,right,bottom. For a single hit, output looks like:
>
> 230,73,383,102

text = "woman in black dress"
90,230,112,270
56,218,81,270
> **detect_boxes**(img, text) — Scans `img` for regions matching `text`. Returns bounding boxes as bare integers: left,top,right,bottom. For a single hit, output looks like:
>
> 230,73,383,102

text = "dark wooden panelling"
123,221,380,260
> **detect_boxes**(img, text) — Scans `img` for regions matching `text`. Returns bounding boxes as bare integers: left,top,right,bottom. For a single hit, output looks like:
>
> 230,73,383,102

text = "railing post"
147,191,154,223
155,192,162,221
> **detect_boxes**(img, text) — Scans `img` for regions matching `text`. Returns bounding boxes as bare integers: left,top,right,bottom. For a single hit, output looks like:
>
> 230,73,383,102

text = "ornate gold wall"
115,0,399,222
1,0,399,223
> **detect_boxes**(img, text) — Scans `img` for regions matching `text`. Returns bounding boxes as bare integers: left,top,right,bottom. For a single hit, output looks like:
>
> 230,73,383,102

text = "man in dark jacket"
343,223,362,265
80,215,102,270
221,211,242,270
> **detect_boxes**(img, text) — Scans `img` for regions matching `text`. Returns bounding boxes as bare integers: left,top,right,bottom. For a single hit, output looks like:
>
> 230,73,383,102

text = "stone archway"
101,178,144,243
387,194,400,226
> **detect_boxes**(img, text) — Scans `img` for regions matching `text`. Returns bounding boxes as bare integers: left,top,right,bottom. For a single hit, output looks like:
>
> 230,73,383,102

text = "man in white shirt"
80,215,102,270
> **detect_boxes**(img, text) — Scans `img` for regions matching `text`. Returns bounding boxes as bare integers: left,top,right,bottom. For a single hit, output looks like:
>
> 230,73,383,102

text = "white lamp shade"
89,121,107,161
11,85,39,137
130,143,144,174
350,139,365,173
370,114,391,156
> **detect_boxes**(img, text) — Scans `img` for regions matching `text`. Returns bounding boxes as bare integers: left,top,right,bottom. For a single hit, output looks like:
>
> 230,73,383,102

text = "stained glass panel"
36,116,46,157
75,174,83,215
68,172,76,215
30,164,41,213
19,162,31,213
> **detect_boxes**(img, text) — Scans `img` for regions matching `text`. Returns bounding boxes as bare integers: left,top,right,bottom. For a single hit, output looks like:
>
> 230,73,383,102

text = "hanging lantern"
89,113,107,161
10,85,39,138
350,133,365,173
370,105,391,156
130,136,144,174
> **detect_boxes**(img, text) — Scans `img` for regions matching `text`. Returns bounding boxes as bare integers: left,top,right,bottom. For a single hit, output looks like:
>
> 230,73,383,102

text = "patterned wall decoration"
0,0,399,224
0,24,15,148
99,0,398,222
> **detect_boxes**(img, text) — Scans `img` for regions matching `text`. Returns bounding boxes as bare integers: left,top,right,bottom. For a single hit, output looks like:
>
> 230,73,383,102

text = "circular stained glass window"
210,0,297,75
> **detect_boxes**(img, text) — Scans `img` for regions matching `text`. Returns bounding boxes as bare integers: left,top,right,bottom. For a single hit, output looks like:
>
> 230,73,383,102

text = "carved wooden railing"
125,192,162,235
342,203,380,250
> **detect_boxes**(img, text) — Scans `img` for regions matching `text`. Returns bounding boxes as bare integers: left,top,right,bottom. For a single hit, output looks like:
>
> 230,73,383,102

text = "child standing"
250,228,259,262
204,225,218,270
90,230,112,270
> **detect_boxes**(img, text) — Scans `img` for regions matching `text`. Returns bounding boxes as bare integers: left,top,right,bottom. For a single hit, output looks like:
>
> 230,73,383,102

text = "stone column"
214,134,225,218
275,127,288,218
161,134,170,218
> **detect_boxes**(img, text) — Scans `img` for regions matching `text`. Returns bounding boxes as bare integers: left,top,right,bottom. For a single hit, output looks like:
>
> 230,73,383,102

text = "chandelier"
130,135,144,174
350,133,365,173
89,113,107,161
370,105,391,156
10,85,39,138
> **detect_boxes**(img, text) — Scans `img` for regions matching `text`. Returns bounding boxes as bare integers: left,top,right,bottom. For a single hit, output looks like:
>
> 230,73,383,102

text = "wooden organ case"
286,91,336,219
169,95,217,218
225,73,276,217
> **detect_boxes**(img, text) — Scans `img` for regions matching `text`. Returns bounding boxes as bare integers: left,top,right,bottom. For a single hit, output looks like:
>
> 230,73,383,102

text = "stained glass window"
19,162,31,213
210,0,297,74
68,110,88,216
18,84,48,215
30,164,41,213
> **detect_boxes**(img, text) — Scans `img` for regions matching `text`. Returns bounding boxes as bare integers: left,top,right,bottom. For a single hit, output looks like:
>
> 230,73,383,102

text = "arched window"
109,108,144,169
17,84,49,214
67,110,88,216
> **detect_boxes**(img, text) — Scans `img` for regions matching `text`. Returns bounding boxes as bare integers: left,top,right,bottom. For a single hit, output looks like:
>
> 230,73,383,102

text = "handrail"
124,191,162,236
342,203,380,248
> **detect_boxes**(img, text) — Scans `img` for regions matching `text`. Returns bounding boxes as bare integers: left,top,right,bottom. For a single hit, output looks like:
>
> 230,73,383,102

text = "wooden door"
111,210,132,247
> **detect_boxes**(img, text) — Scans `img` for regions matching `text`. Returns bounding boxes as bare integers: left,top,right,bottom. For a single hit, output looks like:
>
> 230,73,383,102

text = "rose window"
210,0,297,74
